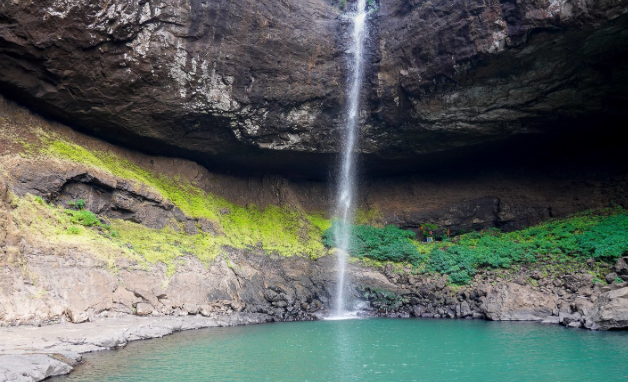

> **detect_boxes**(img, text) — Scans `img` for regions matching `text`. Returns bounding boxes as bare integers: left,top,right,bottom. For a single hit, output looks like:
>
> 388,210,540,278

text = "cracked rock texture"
1,0,627,176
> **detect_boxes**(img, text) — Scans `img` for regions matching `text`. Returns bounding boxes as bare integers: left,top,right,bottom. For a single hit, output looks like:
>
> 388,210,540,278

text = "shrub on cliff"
69,210,99,226
323,221,423,264
426,208,628,284
68,199,86,210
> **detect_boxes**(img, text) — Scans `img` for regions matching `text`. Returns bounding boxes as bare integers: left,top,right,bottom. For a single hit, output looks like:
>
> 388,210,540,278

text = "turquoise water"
56,319,628,382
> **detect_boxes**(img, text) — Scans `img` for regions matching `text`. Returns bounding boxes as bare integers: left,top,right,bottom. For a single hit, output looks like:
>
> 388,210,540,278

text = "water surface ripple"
54,319,628,382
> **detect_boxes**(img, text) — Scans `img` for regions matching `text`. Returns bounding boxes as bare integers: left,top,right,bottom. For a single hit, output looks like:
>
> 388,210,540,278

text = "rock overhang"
0,0,627,178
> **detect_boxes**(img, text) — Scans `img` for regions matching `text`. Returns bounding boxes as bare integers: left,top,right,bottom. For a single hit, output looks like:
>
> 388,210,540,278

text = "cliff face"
369,0,628,164
0,0,344,175
1,94,627,331
1,0,627,176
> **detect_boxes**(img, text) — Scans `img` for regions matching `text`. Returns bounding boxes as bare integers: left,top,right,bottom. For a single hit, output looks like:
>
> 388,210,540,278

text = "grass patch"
12,195,225,275
109,220,223,276
20,132,330,261
66,226,81,235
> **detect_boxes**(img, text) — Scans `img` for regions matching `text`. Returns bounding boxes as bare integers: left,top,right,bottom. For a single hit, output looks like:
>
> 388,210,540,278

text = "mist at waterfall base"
54,319,628,382
331,0,368,319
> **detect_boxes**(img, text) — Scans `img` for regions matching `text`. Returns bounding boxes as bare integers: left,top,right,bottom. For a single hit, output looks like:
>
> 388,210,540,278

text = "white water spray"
332,0,369,318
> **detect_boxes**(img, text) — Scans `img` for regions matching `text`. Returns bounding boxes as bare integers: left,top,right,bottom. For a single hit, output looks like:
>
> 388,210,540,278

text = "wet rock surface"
481,282,556,321
1,0,627,176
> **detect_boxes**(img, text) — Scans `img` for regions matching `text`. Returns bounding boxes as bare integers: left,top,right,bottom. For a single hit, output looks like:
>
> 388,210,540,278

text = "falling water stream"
332,0,369,317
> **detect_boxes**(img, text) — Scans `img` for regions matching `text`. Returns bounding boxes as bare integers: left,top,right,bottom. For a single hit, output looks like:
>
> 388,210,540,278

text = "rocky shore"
0,247,626,381
359,256,628,331
0,313,271,382
1,263,627,381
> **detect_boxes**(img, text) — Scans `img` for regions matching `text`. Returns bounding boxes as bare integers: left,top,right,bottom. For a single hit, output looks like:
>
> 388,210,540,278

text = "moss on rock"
5,126,332,272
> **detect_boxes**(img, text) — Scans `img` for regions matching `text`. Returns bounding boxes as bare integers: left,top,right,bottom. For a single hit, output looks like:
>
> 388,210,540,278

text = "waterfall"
332,0,368,317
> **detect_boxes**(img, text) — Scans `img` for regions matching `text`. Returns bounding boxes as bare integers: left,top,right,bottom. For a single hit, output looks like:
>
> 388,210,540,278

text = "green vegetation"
323,221,422,264
68,199,86,210
14,131,329,271
428,209,628,284
68,209,99,227
324,208,628,285
355,208,383,227
307,213,333,233
44,138,326,258
12,195,224,275
11,121,626,285
109,220,222,276
67,226,81,235
339,0,347,10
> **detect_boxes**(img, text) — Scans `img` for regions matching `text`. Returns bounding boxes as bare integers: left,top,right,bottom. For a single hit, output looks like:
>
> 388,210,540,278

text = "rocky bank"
359,257,628,331
0,314,272,382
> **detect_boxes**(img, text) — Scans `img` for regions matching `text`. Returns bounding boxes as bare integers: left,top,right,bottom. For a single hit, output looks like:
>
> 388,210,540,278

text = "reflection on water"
53,319,628,382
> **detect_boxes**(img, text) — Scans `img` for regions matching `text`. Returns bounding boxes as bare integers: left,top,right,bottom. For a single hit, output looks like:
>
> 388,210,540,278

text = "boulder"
135,303,154,316
412,305,426,317
459,301,472,318
481,283,557,321
559,312,582,326
66,309,89,324
606,272,619,284
614,257,628,281
0,355,72,382
585,287,628,330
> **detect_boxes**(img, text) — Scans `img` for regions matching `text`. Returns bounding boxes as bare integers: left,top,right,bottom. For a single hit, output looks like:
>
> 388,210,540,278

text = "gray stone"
135,303,154,316
606,272,619,284
541,316,560,325
481,283,557,321
614,257,628,278
0,355,72,382
559,312,582,326
459,302,472,318
567,321,583,329
585,287,628,330
412,305,426,317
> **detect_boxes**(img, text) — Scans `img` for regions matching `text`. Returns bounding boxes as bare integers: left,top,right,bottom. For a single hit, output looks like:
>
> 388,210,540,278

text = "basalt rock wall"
1,0,627,176
2,93,627,238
